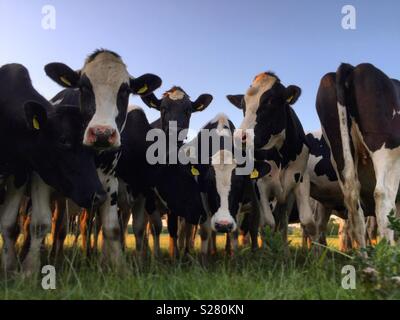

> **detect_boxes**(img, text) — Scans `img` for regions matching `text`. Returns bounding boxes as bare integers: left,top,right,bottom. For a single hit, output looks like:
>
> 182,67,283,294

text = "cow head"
227,72,301,150
205,150,247,233
44,49,162,150
142,86,212,137
190,115,246,233
24,101,106,209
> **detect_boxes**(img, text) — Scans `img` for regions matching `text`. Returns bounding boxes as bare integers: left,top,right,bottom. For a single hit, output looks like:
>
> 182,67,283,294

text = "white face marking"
211,113,232,137
239,73,278,132
81,52,130,147
210,150,237,232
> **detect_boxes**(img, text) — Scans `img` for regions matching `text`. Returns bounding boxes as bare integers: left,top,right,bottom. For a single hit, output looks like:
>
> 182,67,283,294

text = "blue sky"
1,0,399,132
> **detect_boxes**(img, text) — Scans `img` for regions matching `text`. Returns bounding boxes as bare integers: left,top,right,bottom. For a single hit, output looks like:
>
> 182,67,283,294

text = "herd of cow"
0,49,399,275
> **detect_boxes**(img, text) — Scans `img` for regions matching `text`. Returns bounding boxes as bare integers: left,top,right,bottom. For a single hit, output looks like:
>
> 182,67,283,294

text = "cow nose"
214,220,234,233
92,192,107,208
87,126,117,148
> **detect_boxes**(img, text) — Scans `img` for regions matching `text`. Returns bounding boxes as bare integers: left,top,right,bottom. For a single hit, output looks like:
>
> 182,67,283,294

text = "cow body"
184,114,258,258
46,50,162,264
316,63,400,247
0,63,105,273
116,107,207,256
227,72,316,246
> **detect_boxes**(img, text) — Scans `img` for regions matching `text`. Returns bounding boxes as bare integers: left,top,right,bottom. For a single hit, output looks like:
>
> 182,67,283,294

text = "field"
0,231,400,300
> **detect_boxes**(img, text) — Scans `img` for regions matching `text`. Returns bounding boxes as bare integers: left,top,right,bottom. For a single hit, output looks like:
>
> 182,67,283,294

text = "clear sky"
1,0,399,133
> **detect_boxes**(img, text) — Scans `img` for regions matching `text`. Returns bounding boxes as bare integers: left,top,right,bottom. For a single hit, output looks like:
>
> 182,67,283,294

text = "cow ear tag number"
33,116,40,130
250,169,259,179
137,84,148,94
191,166,200,176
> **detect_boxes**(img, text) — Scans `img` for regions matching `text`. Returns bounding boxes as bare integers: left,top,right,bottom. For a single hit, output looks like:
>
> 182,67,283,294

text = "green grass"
0,234,399,300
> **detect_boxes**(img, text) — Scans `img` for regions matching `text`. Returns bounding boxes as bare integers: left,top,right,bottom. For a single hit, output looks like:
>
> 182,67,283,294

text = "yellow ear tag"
250,169,259,179
60,76,71,87
137,84,148,94
191,166,200,176
33,116,40,130
197,104,204,110
150,101,157,108
286,95,294,103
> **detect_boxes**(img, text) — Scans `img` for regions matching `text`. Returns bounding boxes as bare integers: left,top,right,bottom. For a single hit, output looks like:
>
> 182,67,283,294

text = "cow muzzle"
211,214,237,233
85,125,119,149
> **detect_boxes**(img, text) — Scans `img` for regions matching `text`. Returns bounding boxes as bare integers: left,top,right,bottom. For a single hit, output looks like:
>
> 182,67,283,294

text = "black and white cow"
316,63,400,247
227,72,316,245
305,132,345,244
0,63,106,273
45,49,161,264
139,86,213,253
115,106,207,257
184,114,259,258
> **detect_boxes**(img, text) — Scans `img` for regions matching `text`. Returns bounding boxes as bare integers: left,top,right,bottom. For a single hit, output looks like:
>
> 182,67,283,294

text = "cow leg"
50,198,67,259
199,216,212,264
371,150,400,244
294,171,317,239
228,231,239,256
92,214,102,253
167,212,179,259
148,209,162,258
184,221,194,254
365,216,378,246
256,180,275,248
0,177,26,272
274,193,295,253
177,217,186,251
22,173,52,275
19,214,31,262
79,209,89,253
314,204,331,246
98,176,123,267
118,207,131,251
131,194,147,255
338,218,353,252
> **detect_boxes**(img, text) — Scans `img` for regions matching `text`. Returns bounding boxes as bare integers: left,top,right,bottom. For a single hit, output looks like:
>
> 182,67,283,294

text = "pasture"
1,229,399,300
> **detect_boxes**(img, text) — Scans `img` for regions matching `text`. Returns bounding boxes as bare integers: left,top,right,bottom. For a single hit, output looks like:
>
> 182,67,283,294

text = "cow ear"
130,74,162,96
226,94,244,109
141,93,162,111
192,94,213,112
285,85,301,105
24,101,48,131
44,63,80,88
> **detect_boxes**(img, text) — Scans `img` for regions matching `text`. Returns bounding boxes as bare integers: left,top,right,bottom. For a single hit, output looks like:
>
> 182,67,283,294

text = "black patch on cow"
110,192,118,206
294,173,301,183
305,133,338,182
